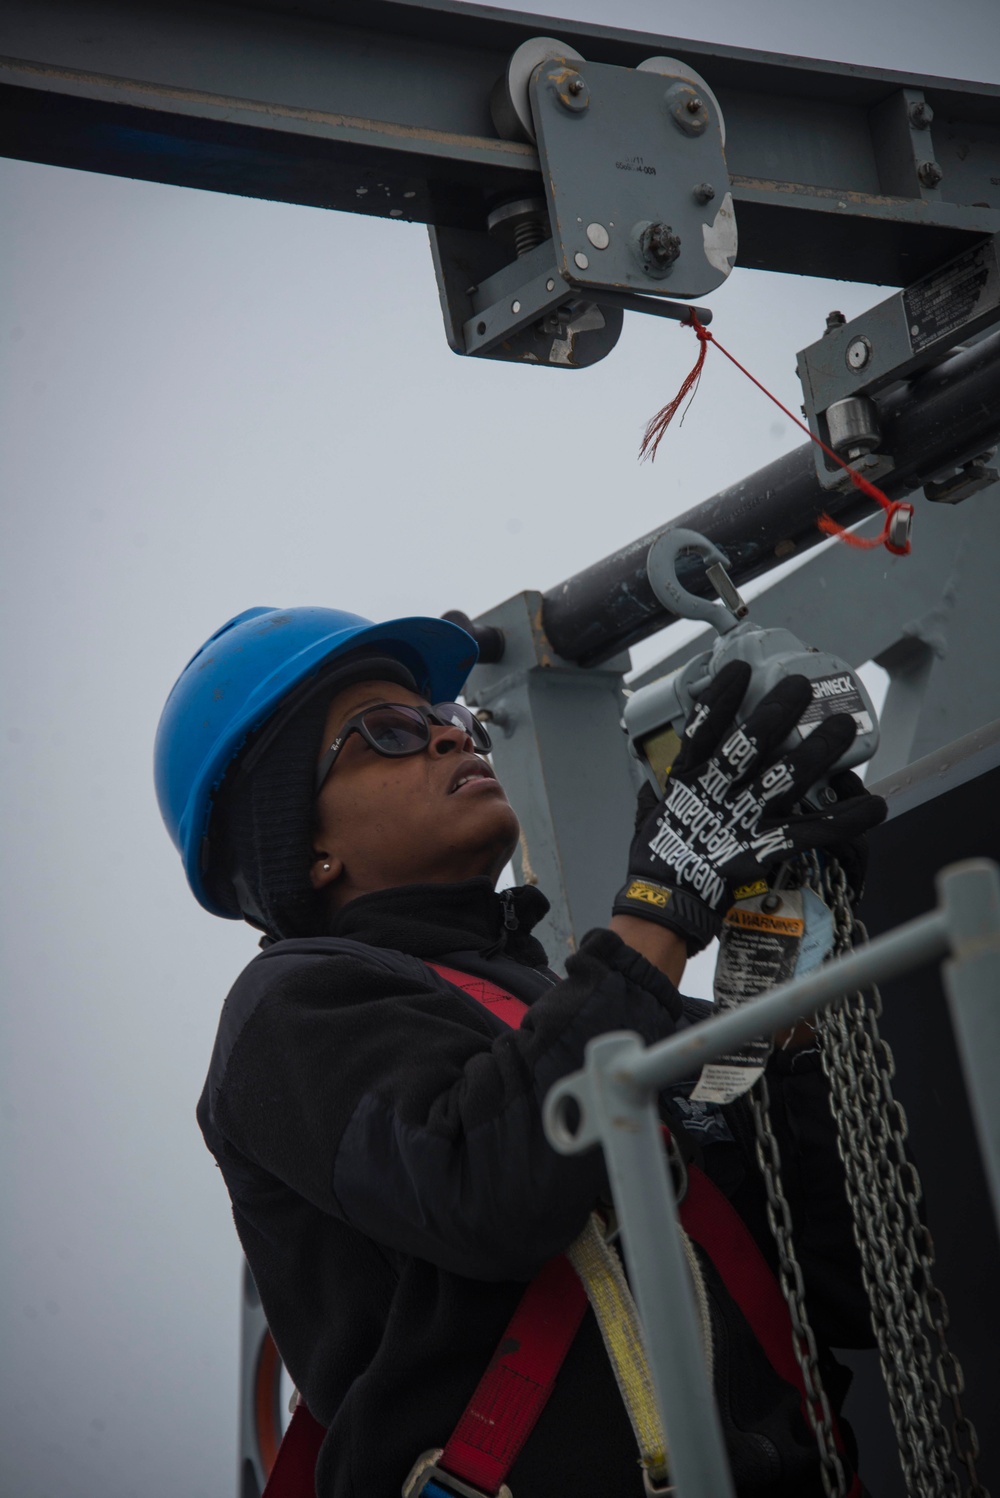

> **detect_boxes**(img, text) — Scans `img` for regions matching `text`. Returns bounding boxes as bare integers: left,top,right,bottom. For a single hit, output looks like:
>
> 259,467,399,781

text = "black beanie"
207,652,418,939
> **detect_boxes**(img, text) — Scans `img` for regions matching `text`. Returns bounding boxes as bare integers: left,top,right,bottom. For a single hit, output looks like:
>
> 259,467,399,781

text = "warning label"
797,673,873,738
690,891,805,1104
903,240,1000,354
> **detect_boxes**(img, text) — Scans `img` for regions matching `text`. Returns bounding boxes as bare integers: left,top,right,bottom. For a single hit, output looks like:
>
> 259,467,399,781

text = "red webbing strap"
262,1401,325,1497
428,962,590,1494
679,1157,863,1498
439,1251,590,1492
428,963,531,1031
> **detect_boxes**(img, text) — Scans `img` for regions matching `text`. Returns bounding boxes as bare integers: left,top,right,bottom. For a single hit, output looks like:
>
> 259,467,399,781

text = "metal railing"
543,858,1000,1498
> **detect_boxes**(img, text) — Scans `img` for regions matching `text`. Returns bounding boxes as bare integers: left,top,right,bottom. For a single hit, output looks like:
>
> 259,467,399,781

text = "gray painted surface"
2,0,999,285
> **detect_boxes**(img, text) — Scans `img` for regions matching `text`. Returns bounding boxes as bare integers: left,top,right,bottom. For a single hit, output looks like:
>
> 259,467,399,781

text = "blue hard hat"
154,606,479,917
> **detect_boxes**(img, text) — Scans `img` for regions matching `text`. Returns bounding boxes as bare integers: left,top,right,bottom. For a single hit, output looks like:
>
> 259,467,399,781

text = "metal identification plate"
903,238,1000,353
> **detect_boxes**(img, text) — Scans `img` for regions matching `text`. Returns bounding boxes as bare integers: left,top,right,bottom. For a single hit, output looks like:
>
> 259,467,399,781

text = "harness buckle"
402,1449,512,1498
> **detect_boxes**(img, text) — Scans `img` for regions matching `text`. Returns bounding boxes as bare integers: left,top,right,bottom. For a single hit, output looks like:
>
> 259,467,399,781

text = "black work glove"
816,769,875,906
613,660,887,952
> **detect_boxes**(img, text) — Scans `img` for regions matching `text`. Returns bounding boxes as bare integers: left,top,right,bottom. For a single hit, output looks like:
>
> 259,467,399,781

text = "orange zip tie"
640,313,913,557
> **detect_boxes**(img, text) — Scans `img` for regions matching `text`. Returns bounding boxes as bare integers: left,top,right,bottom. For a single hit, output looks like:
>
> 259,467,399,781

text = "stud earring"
322,863,331,871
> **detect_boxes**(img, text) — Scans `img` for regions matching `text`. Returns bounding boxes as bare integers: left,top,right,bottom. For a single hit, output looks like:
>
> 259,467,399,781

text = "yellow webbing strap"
567,1214,713,1491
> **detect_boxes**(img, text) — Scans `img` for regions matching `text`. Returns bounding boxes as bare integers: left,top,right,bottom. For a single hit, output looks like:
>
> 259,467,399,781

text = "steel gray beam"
2,0,999,287
461,591,638,967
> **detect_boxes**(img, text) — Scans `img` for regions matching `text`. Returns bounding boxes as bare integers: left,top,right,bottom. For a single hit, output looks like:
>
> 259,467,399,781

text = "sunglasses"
315,701,492,792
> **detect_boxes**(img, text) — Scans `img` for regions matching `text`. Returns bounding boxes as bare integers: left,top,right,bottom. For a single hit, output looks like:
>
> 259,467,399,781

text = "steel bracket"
431,40,734,369
796,233,1000,493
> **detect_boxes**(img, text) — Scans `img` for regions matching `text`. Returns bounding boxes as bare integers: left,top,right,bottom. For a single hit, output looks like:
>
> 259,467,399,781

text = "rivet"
574,251,590,270
546,278,556,292
586,222,610,250
389,208,403,217
511,300,521,314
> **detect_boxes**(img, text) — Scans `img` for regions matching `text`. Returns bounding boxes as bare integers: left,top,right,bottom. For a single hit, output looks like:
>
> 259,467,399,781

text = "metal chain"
748,1075,847,1498
806,854,988,1498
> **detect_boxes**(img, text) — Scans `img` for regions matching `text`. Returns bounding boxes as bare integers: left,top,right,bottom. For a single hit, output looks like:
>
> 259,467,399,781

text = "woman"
155,604,884,1497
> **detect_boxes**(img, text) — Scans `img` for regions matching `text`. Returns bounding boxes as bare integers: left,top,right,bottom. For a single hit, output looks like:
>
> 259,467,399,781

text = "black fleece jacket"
198,880,872,1498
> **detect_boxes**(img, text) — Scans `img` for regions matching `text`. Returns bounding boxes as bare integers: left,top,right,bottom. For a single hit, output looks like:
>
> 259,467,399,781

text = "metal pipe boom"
541,329,1000,664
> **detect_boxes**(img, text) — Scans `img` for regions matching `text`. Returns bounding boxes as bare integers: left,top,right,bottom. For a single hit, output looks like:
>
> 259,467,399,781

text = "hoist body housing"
624,528,880,801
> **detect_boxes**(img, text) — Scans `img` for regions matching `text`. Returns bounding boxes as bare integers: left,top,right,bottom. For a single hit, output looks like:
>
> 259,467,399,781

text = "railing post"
547,1033,737,1498
938,859,1000,1236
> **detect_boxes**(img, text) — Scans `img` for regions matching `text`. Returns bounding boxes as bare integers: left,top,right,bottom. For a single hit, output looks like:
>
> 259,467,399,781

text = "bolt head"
846,335,873,371
574,250,590,270
687,96,704,113
586,222,610,250
568,75,585,95
643,222,681,266
693,182,715,204
918,159,944,188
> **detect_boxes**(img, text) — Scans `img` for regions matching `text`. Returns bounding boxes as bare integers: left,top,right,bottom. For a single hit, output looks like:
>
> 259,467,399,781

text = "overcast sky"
3,1,999,1494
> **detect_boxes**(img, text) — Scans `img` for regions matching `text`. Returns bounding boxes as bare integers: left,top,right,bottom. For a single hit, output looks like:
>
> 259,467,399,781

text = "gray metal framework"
2,0,999,288
7,3,1000,1494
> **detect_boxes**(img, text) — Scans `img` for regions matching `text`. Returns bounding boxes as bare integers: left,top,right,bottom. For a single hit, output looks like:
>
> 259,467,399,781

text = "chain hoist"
808,854,988,1498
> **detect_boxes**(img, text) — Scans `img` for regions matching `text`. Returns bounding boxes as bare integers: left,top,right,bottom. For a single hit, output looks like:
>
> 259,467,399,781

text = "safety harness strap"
427,964,591,1495
263,960,861,1498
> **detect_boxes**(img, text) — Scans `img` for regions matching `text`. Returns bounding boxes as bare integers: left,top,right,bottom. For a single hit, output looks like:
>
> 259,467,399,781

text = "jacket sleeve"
205,928,683,1281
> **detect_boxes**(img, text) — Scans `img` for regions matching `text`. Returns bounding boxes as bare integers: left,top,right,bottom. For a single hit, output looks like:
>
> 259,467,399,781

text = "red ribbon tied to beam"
639,313,913,557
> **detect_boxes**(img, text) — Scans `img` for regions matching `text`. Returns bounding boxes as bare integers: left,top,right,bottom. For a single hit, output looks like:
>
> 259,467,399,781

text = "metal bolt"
693,182,715,204
909,99,934,129
586,222,610,250
888,506,913,550
761,894,783,914
574,250,590,270
511,300,521,314
554,70,589,112
641,222,682,267
825,310,847,334
545,278,556,292
846,335,873,371
687,96,704,113
918,159,944,188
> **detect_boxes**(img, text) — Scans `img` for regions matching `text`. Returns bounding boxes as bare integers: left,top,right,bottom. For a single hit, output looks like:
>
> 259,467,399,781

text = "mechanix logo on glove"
613,661,887,954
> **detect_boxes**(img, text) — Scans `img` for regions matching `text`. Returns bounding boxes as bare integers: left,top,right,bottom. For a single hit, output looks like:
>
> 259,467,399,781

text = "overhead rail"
2,0,999,288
